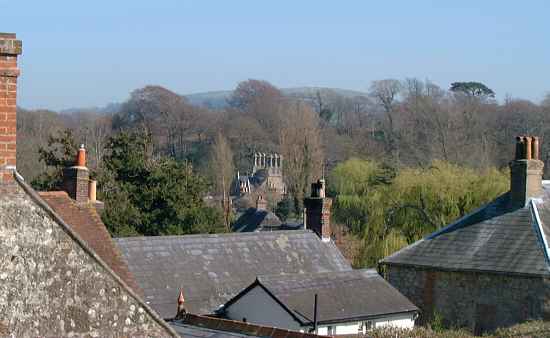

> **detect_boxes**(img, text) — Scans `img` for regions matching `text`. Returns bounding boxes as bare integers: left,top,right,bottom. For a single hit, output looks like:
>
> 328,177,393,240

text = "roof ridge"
13,172,179,337
117,229,312,240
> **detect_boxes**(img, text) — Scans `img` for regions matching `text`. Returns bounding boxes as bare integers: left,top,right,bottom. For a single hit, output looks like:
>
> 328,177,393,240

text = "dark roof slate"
116,230,351,318
170,314,328,338
232,208,282,232
247,270,418,324
381,185,550,277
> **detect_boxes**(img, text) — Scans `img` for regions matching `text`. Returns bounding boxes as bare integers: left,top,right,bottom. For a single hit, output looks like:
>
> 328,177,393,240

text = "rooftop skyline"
2,0,549,110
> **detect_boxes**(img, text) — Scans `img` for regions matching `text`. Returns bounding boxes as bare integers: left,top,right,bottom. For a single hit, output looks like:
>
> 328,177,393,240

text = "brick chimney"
509,136,544,208
0,33,22,186
62,144,90,203
304,179,332,242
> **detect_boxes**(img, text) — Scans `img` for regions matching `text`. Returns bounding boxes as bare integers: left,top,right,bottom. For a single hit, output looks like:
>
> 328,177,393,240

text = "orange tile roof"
38,191,142,295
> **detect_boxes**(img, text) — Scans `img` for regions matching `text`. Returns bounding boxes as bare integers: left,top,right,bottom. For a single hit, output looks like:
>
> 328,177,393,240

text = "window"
365,320,374,330
359,321,374,334
327,326,334,335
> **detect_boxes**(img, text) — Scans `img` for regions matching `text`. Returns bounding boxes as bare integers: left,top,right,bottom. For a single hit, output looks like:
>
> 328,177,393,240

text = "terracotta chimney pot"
76,144,86,167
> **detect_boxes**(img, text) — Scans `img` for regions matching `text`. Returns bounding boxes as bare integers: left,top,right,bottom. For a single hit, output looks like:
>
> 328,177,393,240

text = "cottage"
0,32,178,337
380,136,550,334
218,269,418,335
116,229,351,318
232,195,303,232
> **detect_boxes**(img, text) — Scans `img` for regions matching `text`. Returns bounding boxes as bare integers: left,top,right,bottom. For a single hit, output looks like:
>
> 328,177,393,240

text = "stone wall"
385,265,550,335
0,181,176,337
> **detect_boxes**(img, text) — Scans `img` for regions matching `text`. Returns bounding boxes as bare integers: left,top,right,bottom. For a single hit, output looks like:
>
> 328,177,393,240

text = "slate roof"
223,270,418,325
116,230,351,318
38,191,142,295
232,208,283,232
380,183,550,277
169,314,328,338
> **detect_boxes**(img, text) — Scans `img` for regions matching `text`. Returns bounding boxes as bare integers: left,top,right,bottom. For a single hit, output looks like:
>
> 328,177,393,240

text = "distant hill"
56,87,371,113
60,102,122,115
185,87,369,109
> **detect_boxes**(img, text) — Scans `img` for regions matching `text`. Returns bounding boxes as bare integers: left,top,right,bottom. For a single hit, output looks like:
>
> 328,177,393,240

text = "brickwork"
0,33,21,185
62,165,90,203
304,197,333,240
385,265,550,334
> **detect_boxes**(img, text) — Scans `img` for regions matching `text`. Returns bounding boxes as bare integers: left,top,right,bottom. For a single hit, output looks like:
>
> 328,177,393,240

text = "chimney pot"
532,137,540,160
89,180,97,202
76,144,86,167
525,137,532,160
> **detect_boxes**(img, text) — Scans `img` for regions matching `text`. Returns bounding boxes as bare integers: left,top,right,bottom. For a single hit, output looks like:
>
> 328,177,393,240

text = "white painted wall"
224,285,302,331
373,312,416,329
224,286,416,335
316,313,414,335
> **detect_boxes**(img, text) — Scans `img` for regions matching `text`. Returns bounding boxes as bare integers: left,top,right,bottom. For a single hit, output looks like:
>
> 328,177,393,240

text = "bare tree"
369,79,402,163
279,100,324,213
208,131,234,231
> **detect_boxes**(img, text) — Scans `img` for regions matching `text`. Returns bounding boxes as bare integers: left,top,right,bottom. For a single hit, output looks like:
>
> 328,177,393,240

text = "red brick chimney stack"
304,179,332,242
0,33,22,186
62,144,90,203
510,136,544,208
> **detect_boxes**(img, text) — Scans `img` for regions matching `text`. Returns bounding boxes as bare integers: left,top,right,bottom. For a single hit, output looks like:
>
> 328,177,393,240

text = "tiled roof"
38,191,142,294
116,230,351,318
226,270,418,325
169,314,328,338
380,184,550,277
232,208,282,232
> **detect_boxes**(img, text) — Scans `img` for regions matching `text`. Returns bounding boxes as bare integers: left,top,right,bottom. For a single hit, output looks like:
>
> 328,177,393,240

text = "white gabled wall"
316,313,415,335
224,285,416,335
224,285,302,331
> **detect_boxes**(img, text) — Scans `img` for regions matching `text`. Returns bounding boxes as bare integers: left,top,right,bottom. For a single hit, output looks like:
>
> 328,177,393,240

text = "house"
232,195,303,232
169,313,330,338
218,269,419,335
232,153,286,210
380,136,550,334
0,32,178,337
116,229,351,318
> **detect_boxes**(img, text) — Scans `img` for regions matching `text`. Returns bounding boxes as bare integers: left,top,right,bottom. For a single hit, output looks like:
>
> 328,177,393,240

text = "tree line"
17,78,550,265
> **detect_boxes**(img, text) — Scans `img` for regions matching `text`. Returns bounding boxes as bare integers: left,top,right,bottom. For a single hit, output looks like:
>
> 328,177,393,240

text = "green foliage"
329,158,508,267
100,130,225,236
450,81,495,98
274,197,294,221
31,129,79,191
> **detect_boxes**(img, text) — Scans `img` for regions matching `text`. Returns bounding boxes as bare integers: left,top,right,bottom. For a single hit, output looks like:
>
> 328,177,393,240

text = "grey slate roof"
380,184,550,277
170,322,260,338
232,208,283,232
226,270,418,325
116,230,351,318
169,314,326,338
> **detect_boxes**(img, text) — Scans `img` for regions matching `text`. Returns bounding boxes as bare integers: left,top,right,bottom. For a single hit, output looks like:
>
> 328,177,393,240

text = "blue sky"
2,0,549,110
